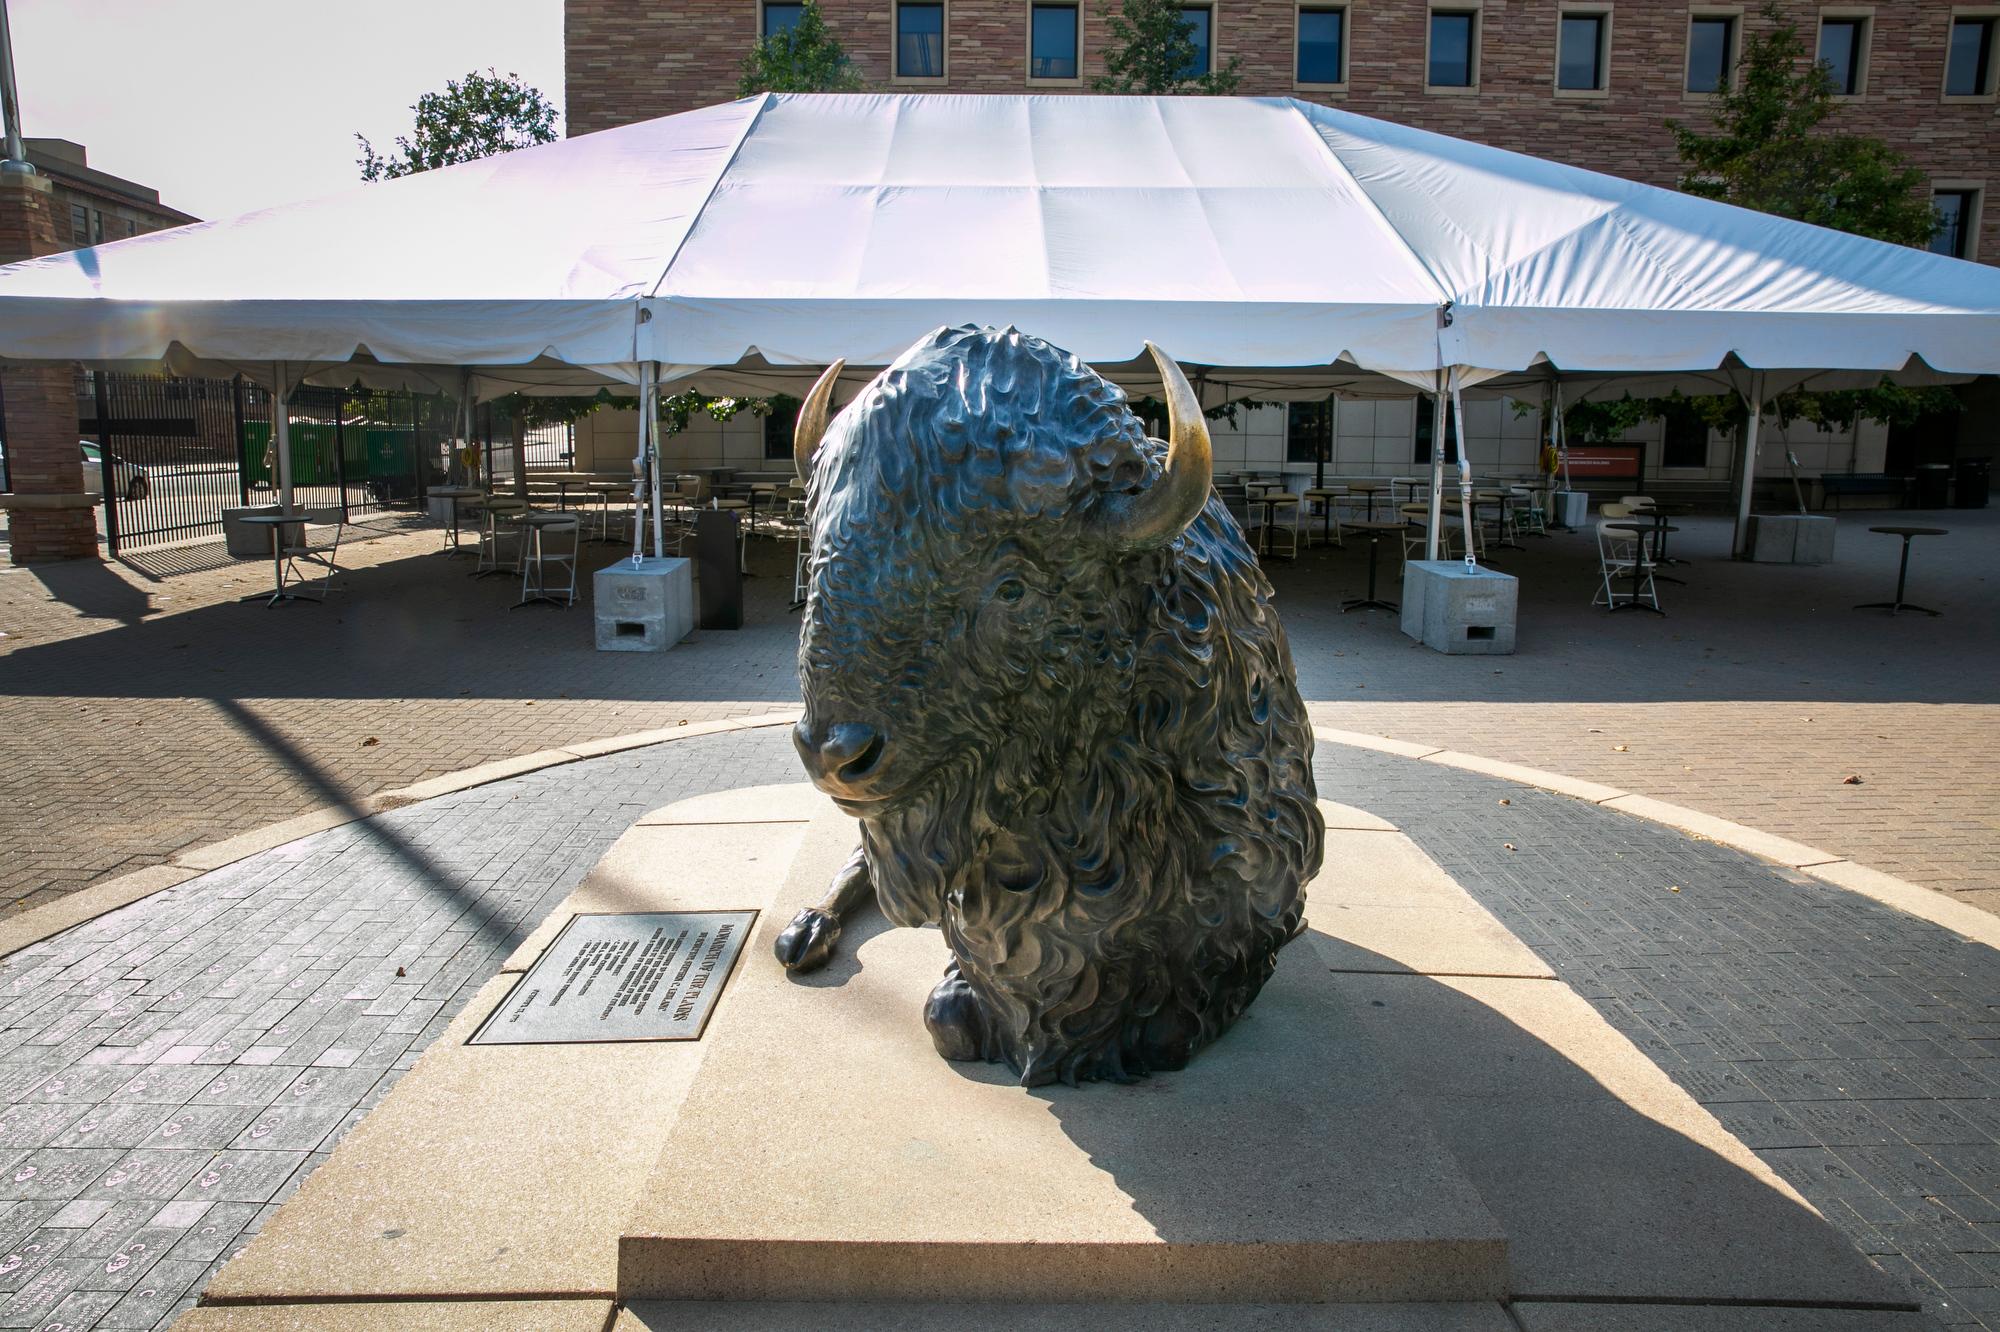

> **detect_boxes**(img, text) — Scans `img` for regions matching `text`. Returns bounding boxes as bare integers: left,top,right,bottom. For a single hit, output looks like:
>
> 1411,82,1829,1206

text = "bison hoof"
773,907,841,973
925,971,995,1063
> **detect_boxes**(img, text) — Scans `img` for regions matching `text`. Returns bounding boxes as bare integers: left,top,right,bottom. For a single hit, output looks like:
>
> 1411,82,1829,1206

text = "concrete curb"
1313,724,2000,956
0,710,805,960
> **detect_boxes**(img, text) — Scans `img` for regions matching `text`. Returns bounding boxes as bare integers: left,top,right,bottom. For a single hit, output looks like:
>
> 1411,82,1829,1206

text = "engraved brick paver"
0,728,798,1329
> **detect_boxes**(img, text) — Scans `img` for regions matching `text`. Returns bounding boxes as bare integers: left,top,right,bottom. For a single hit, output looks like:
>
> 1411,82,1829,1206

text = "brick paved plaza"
0,504,1996,1329
2,504,1993,919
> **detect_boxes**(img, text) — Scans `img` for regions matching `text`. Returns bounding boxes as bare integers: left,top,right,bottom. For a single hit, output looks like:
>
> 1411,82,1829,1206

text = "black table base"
1342,526,1401,614
1855,529,1944,618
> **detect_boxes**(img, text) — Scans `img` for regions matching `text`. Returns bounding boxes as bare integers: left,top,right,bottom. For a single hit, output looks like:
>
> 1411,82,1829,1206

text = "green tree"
739,1,865,95
1093,0,1243,94
1669,3,1936,246
356,69,559,182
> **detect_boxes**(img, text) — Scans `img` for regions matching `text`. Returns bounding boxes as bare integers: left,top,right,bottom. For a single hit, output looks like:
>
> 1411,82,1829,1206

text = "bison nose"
794,720,889,792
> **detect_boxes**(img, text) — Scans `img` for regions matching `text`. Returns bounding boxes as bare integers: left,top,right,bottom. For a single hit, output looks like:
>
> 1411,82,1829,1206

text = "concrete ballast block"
1549,491,1589,529
1746,514,1836,564
595,557,694,652
1400,560,1518,655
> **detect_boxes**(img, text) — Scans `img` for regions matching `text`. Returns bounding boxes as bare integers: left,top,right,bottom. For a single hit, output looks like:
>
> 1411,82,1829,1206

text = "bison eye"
996,578,1027,605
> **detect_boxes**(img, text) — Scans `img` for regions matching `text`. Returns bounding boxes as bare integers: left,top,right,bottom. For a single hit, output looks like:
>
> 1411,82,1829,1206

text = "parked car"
79,441,150,501
0,441,150,500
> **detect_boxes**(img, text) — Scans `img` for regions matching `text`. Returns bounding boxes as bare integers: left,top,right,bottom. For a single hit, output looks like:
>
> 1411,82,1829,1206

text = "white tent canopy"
5,92,1998,557
2,92,1997,397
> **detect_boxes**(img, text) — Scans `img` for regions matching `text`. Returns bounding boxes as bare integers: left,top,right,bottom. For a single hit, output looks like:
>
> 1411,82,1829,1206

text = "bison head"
790,325,1211,822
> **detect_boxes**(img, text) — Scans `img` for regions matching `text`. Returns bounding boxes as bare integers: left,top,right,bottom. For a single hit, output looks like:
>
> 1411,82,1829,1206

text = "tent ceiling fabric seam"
645,93,775,302
1286,101,1453,309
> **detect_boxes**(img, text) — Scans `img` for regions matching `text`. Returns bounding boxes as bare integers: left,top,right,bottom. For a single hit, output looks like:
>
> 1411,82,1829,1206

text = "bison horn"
1095,343,1212,550
793,359,846,480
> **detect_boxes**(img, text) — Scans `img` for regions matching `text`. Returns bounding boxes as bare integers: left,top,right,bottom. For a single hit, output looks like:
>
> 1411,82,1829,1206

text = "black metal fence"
40,373,583,556
83,373,468,555
523,421,575,472
81,370,244,552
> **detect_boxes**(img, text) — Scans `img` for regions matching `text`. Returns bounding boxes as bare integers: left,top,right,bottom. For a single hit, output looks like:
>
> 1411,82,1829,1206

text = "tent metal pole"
630,365,652,564
1452,377,1475,568
1317,392,1336,491
271,360,293,512
646,363,665,561
457,376,473,487
1733,371,1765,559
1425,390,1445,561
1552,379,1571,491
0,0,33,173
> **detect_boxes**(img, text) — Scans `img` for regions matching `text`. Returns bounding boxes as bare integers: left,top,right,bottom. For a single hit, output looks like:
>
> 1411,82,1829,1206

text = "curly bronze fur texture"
795,325,1324,1087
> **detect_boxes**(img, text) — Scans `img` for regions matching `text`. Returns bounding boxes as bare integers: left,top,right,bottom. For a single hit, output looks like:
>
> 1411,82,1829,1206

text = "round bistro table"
1342,519,1408,613
1855,526,1948,617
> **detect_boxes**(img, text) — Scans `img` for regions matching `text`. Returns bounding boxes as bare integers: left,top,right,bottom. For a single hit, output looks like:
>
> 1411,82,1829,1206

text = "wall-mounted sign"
1564,445,1645,480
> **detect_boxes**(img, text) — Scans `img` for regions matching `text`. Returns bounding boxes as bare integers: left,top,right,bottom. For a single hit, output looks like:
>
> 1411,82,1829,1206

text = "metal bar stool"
514,511,582,608
1262,490,1302,560
585,481,628,545
1303,485,1345,547
472,495,530,579
429,484,482,557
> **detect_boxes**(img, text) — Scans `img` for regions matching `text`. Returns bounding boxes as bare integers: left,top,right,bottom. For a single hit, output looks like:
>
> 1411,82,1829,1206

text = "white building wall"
575,407,789,474
570,395,1888,488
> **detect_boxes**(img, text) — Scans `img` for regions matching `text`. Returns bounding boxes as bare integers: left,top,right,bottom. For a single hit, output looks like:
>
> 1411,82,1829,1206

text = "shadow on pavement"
212,696,517,955
1034,934,1920,1313
20,558,155,630
0,507,1994,707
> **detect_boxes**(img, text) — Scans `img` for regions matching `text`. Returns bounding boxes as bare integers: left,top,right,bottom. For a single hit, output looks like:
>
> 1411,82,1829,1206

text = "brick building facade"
0,145,194,562
0,173,99,562
566,0,2000,265
26,139,198,249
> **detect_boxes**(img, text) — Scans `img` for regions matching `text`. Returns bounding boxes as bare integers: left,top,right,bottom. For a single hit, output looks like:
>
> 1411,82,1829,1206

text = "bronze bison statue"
779,325,1324,1087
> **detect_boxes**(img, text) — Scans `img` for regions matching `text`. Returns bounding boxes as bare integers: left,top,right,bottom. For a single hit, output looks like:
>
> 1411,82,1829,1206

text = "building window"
1686,15,1735,93
1030,3,1079,79
1297,6,1346,84
762,2,805,38
1414,400,1459,465
1931,188,1978,259
1817,16,1867,96
1558,13,1607,91
1946,17,1995,96
1661,404,1709,469
90,210,103,245
764,396,801,461
69,203,88,244
1287,402,1332,465
1429,10,1478,89
896,2,945,78
1179,6,1213,77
